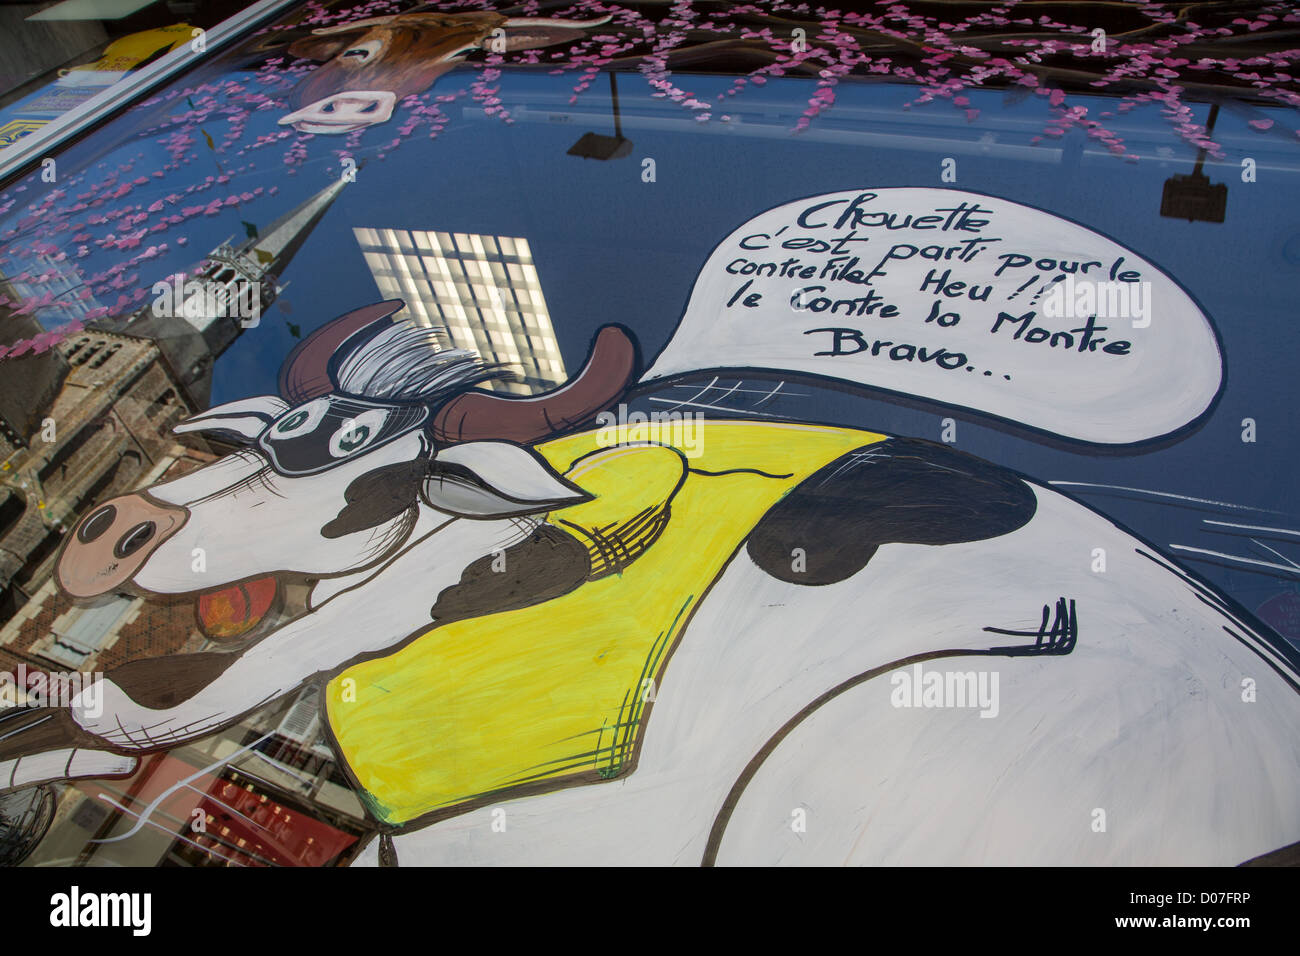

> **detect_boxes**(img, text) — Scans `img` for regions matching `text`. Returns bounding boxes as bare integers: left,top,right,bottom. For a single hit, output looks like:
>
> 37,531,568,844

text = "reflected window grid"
354,227,564,393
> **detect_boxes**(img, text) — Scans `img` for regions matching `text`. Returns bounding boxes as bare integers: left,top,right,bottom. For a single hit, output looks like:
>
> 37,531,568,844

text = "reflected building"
0,307,68,451
353,227,566,394
0,326,216,661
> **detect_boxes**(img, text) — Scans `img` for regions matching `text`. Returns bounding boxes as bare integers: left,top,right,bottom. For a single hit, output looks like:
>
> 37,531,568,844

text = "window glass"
1,0,1298,869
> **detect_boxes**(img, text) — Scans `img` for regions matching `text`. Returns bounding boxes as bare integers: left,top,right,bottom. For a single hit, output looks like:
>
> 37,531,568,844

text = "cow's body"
4,301,1297,866
352,473,1300,865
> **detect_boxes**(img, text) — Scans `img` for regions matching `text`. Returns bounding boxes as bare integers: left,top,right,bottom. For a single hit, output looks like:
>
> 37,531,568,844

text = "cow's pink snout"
56,493,187,599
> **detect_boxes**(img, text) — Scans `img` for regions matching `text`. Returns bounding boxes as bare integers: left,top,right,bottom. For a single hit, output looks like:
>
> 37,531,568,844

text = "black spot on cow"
429,525,591,623
106,651,241,712
747,438,1037,585
322,459,428,539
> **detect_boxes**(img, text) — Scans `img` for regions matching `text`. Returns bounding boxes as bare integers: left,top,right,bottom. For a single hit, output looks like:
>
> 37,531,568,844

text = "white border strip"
0,0,301,183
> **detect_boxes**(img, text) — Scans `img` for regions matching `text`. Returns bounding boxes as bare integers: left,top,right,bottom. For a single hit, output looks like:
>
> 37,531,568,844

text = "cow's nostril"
114,522,157,559
77,504,118,544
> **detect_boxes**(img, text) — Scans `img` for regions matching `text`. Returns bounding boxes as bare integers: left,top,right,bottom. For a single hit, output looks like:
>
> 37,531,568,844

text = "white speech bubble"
642,188,1223,445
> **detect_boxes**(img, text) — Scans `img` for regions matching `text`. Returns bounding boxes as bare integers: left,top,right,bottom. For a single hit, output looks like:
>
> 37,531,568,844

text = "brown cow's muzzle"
56,494,187,599
279,90,398,133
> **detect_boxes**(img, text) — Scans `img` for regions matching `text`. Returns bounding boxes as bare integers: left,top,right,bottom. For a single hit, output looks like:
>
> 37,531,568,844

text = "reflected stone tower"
125,177,348,408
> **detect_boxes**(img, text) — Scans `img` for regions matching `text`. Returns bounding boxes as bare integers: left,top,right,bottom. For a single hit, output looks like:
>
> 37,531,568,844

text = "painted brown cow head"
280,11,611,133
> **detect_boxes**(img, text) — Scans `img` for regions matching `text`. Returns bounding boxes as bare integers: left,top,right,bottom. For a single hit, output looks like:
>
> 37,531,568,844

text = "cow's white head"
54,299,637,638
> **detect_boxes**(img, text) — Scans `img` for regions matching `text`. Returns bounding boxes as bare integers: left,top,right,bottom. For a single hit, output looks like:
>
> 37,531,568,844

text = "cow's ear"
423,441,589,517
499,25,588,51
499,14,612,51
173,395,289,441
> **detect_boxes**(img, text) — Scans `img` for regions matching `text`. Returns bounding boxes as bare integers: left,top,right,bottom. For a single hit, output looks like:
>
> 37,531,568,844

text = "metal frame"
0,0,302,183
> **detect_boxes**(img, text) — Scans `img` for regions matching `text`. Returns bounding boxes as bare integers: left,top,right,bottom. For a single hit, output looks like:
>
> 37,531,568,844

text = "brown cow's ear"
287,31,366,62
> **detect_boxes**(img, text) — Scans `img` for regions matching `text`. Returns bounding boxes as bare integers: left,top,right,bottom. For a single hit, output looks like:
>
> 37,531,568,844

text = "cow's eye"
340,40,381,63
272,398,328,438
278,410,310,431
329,409,386,458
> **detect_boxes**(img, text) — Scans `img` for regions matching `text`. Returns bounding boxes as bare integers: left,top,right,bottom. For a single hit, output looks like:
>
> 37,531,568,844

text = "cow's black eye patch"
258,396,427,476
747,438,1037,586
322,459,429,539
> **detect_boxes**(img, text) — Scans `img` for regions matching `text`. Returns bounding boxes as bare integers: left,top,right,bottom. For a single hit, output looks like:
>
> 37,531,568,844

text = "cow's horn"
278,299,405,403
432,325,636,444
502,15,613,29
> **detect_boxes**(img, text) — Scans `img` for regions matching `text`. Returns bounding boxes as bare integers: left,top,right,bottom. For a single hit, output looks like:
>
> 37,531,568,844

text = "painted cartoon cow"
278,10,610,133
2,299,1299,866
